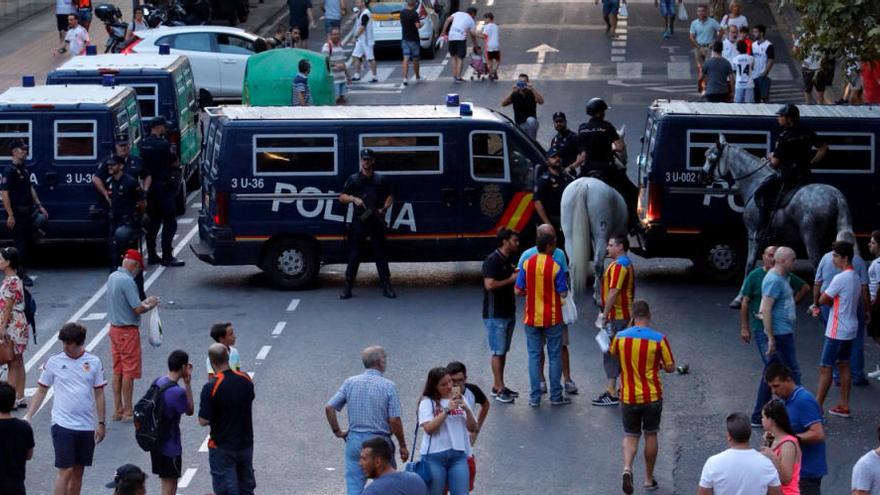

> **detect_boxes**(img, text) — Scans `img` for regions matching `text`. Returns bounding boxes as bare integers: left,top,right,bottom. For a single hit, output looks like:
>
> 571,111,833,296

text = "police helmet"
586,98,609,117
149,116,168,129
94,4,121,22
113,225,137,249
776,104,800,121
552,111,567,122
360,148,375,160
546,147,560,158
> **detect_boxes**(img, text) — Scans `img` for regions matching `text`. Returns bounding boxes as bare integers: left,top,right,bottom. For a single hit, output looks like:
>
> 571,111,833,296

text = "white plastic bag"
148,309,163,348
677,2,688,22
562,295,578,325
618,3,628,18
594,327,611,353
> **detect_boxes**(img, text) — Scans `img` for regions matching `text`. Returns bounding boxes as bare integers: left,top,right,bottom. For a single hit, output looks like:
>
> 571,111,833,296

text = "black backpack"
133,379,177,452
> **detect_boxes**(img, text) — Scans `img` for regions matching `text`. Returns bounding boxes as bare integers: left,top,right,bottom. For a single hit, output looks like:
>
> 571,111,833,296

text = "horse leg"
801,226,824,270
593,232,607,309
730,234,758,308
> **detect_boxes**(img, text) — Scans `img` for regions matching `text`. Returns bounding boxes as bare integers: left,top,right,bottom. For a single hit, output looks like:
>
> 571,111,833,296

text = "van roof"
0,85,133,106
54,53,185,72
651,100,880,119
207,105,506,123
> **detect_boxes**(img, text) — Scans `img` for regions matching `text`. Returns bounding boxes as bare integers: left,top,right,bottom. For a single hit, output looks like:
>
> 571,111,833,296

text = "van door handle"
462,187,479,205
45,172,58,188
441,188,457,206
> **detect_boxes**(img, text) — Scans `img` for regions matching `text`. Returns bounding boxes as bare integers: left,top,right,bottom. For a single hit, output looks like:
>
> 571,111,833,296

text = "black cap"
552,111,566,122
104,155,124,167
360,148,375,160
115,131,130,144
776,104,800,120
586,97,609,117
105,464,146,489
149,116,168,128
546,147,560,158
8,139,28,152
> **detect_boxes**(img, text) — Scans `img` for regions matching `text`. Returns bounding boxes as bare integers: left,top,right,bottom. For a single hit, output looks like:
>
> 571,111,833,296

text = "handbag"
0,337,15,366
404,405,433,485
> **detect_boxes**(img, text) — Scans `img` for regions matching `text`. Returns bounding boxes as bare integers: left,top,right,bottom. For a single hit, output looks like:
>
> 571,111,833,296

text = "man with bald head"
740,245,810,426
199,342,256,494
326,345,408,495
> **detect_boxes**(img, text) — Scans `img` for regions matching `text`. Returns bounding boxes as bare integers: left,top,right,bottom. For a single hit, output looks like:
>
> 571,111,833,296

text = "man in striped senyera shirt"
610,300,674,494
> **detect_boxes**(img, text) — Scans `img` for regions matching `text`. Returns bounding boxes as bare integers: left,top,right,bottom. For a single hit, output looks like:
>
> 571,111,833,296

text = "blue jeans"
344,431,395,495
208,447,255,495
424,449,469,495
822,305,866,382
751,332,801,424
525,324,564,403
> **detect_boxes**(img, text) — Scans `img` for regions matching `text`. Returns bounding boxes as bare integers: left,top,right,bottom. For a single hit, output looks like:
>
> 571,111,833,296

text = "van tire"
264,238,319,290
694,239,742,283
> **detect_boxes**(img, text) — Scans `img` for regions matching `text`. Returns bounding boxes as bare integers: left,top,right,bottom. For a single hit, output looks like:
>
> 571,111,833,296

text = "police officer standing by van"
339,149,396,300
105,155,147,297
534,148,573,252
0,140,47,286
549,112,579,174
141,116,184,267
92,132,143,205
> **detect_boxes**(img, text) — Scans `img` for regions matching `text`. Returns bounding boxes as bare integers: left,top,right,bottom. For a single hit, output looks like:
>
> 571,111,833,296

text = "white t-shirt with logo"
733,54,755,89
722,38,738,64
699,448,781,495
482,22,499,51
448,12,474,42
38,351,107,431
418,397,471,456
65,25,90,55
824,268,862,340
752,39,773,76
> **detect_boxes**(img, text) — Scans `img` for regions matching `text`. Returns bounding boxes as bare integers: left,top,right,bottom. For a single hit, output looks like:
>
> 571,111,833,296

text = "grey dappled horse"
701,135,855,279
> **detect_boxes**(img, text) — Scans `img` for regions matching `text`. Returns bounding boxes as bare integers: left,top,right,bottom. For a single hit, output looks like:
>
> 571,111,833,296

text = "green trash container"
242,48,335,106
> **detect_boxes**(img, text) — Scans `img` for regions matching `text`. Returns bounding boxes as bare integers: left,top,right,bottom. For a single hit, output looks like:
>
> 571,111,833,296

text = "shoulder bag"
404,401,433,485
0,337,14,366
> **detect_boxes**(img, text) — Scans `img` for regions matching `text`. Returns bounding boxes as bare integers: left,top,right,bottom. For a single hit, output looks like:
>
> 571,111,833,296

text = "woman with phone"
760,399,802,494
418,367,477,494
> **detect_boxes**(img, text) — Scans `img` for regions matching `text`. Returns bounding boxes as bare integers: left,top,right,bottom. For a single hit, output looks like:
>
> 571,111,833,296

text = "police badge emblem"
480,185,503,217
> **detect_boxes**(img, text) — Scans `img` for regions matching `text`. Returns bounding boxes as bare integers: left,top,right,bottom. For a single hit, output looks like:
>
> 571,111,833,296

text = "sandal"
622,470,634,495
14,398,27,409
644,479,659,491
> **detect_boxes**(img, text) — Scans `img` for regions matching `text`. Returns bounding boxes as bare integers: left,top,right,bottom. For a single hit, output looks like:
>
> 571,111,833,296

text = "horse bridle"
706,142,770,182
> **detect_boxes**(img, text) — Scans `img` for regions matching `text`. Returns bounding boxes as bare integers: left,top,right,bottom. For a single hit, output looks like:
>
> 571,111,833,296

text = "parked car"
369,0,439,59
125,25,261,102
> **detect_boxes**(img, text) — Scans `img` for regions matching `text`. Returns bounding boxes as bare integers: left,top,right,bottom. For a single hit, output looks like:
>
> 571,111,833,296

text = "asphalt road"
6,1,879,494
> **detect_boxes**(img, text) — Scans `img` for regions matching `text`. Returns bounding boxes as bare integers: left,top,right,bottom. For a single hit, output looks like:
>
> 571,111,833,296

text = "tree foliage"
785,0,880,63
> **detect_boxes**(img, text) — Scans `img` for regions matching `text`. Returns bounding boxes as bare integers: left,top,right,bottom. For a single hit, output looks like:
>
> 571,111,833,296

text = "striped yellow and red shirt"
602,255,635,321
515,252,568,327
610,326,674,405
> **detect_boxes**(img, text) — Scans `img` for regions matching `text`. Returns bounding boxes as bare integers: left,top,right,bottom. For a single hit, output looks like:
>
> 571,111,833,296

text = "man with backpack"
135,350,193,495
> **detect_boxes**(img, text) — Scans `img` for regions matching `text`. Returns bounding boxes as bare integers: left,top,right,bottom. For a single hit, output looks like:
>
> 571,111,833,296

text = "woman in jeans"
0,247,29,409
761,399,801,494
418,367,476,495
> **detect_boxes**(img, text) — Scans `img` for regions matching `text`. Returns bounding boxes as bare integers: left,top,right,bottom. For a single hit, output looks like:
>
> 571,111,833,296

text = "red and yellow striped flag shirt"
601,255,635,321
515,253,568,327
610,326,674,405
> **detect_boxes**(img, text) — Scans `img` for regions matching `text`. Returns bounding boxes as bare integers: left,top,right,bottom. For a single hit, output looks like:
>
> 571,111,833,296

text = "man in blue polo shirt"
689,4,721,73
765,363,827,495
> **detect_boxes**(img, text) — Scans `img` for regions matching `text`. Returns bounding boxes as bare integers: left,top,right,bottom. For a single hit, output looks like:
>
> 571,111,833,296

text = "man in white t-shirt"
852,426,880,495
721,25,738,64
58,13,89,56
441,6,478,83
351,0,377,83
815,240,861,418
482,12,500,80
732,40,755,103
24,323,107,495
750,24,775,103
698,412,782,495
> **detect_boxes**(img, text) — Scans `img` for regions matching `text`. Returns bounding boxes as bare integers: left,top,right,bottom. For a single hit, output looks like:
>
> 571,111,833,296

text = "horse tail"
567,180,592,299
834,193,859,257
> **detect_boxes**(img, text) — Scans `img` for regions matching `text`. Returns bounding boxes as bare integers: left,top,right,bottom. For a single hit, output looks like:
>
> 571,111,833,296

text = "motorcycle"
143,1,210,27
95,4,129,53
210,0,248,26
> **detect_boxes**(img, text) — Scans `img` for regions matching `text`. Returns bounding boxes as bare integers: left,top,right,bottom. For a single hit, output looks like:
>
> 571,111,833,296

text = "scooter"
95,4,129,53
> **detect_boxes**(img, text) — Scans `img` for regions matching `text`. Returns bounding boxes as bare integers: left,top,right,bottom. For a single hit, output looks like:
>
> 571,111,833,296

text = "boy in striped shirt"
610,301,674,494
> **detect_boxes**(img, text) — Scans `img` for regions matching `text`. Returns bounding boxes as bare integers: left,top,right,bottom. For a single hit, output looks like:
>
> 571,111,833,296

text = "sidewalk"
0,0,288,93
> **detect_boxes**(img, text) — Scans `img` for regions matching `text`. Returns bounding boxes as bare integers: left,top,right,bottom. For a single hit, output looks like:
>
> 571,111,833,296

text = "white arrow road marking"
526,43,559,64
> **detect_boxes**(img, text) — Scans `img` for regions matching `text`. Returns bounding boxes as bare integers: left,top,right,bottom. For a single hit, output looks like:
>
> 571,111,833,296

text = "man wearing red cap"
106,249,159,420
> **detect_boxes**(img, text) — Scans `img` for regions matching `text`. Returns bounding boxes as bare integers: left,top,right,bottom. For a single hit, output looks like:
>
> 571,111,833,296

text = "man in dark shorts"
610,301,675,494
482,12,500,80
150,350,194,495
287,0,314,47
442,6,478,82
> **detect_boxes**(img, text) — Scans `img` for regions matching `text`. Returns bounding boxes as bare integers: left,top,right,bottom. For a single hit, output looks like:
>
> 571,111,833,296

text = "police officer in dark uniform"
534,148,574,252
105,155,147,298
576,97,639,231
92,132,144,205
549,112,579,174
754,104,828,228
141,116,184,267
0,140,47,286
338,149,395,300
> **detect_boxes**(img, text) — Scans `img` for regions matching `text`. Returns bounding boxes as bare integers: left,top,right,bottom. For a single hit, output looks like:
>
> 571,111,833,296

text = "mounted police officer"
105,155,147,298
576,97,639,232
141,116,184,267
549,111,579,174
0,140,47,286
754,104,828,229
533,148,573,251
338,149,396,300
92,132,144,205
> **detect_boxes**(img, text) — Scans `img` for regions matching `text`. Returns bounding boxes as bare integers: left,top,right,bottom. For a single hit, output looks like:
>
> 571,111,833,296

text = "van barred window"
55,120,97,160
470,131,508,182
813,133,874,173
686,130,770,170
253,134,337,175
359,134,443,174
130,84,159,119
0,121,31,161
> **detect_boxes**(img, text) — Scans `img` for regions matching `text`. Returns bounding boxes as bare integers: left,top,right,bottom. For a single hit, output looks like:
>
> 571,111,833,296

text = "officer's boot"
339,278,353,300
381,280,397,299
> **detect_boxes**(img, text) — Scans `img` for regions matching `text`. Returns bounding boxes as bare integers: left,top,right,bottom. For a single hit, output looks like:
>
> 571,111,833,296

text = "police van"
0,82,143,241
635,100,880,279
192,104,545,288
46,53,200,187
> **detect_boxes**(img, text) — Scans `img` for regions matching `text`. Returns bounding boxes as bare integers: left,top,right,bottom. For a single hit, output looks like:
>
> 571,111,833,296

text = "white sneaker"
869,366,880,379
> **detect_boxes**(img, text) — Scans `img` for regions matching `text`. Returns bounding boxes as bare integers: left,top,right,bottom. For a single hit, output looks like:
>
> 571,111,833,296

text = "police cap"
8,139,28,152
546,147,560,158
586,97,609,117
776,104,800,120
149,116,168,129
115,131,130,144
552,111,567,122
360,148,375,160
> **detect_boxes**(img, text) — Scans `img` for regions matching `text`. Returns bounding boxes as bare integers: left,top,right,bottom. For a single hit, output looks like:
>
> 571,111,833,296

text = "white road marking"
564,63,591,79
287,298,300,312
611,56,626,62
272,321,287,336
29,275,37,281
255,345,272,361
612,41,627,47
420,65,446,81
616,62,643,78
191,203,200,209
178,218,194,224
487,0,494,5
177,468,197,488
82,312,106,321
199,435,210,452
667,61,692,80
611,48,626,55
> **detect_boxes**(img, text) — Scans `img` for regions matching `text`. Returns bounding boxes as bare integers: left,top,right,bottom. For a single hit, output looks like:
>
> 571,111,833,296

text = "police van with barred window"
192,103,546,289
635,100,880,279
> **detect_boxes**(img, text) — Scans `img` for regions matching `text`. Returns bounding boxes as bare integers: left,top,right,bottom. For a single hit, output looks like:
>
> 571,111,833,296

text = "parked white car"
126,25,261,101
369,0,439,59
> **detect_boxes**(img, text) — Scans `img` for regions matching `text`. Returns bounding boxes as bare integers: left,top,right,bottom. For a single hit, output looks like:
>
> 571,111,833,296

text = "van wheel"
264,238,319,290
175,181,187,215
694,240,741,283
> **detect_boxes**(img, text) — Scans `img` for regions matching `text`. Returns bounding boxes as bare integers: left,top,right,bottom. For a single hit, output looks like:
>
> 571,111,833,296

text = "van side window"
813,133,874,173
359,134,442,174
253,134,337,175
54,120,97,160
0,121,32,161
470,131,508,182
686,130,769,169
130,84,159,119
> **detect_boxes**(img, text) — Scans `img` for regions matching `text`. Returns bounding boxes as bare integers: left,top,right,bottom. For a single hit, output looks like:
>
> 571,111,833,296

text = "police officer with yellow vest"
0,140,47,286
141,116,184,267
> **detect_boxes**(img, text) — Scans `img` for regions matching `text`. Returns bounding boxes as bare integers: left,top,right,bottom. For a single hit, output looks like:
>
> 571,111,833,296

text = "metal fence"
0,0,54,32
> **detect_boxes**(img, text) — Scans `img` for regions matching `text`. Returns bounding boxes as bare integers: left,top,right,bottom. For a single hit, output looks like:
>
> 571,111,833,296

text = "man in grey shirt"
700,41,733,102
106,249,159,420
852,425,880,494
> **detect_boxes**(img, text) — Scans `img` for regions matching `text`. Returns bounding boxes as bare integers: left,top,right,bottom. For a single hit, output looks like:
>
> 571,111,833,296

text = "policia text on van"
192,105,546,289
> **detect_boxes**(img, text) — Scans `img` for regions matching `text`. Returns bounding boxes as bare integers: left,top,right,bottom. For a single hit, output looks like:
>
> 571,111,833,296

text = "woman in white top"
418,367,477,495
720,1,748,33
868,231,880,379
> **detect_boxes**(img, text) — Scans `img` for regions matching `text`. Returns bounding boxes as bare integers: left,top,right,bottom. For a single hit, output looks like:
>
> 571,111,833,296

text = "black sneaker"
622,471,634,495
551,397,572,406
591,392,620,406
162,257,185,267
494,390,514,403
501,387,520,398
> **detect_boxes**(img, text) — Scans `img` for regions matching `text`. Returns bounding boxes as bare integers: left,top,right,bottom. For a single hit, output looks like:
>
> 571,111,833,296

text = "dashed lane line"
199,435,210,453
272,321,287,337
286,298,300,312
255,345,272,361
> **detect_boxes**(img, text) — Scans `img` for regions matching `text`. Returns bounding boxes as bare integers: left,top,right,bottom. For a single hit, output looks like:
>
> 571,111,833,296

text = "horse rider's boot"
340,278,354,299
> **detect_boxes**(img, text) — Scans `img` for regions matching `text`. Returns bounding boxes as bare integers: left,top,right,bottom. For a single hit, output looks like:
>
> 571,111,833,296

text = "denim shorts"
658,0,676,17
820,337,852,367
483,318,515,355
52,424,95,469
753,76,772,99
621,400,663,436
602,0,620,17
402,40,421,59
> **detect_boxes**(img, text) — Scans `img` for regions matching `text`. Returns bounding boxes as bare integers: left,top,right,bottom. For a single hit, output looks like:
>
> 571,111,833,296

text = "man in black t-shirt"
481,228,520,404
0,381,34,495
399,0,422,84
549,112,579,172
199,344,256,495
501,73,544,140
